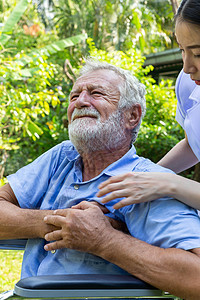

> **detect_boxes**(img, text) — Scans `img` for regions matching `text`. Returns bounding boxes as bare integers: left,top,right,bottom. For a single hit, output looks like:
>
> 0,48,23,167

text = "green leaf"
0,0,29,46
0,33,11,45
19,69,32,77
17,33,88,66
27,120,43,137
139,36,145,52
2,0,29,34
132,10,141,31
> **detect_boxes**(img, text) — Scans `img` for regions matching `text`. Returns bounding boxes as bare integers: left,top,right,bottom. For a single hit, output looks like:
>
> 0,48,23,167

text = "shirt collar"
189,85,200,102
66,142,139,178
102,145,139,176
64,143,80,162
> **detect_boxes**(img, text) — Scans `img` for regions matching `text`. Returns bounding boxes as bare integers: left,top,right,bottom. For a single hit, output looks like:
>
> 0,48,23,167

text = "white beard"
68,108,127,153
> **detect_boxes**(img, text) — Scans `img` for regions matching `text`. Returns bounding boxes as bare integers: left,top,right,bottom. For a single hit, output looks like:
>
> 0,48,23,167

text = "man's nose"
75,91,91,108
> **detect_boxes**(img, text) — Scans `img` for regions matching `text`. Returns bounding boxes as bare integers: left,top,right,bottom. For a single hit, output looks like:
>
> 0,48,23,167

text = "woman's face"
175,20,200,85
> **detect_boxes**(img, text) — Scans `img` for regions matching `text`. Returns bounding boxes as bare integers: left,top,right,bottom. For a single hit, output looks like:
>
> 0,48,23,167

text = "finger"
113,197,140,209
97,182,124,198
44,215,65,227
98,174,127,189
87,201,110,214
100,189,129,204
72,201,96,210
52,208,72,217
44,229,62,242
44,240,64,251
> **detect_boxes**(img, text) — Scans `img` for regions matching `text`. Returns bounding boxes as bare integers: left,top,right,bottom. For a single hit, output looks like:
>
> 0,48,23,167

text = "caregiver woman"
97,0,200,210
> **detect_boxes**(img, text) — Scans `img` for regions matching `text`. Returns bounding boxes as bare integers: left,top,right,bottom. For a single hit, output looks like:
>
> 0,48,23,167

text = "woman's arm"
158,136,198,173
96,136,200,210
97,171,200,210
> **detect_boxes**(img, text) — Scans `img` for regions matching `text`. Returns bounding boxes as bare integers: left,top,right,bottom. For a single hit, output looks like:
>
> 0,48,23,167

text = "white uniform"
176,70,200,161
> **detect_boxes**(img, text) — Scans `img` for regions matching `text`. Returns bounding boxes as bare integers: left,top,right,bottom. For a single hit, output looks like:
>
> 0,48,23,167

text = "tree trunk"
170,0,179,15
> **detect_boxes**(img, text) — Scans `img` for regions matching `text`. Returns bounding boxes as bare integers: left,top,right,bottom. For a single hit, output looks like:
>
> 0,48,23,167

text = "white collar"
189,85,200,102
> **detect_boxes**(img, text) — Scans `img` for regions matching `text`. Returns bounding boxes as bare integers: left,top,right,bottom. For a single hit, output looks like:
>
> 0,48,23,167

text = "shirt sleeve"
7,142,67,209
121,198,200,251
115,157,200,251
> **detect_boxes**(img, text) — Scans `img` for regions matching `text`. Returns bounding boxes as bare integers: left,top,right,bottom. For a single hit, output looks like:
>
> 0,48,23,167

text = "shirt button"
51,250,56,254
74,184,79,190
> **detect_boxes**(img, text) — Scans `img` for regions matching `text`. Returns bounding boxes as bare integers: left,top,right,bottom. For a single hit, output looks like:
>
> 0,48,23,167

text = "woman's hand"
97,172,173,209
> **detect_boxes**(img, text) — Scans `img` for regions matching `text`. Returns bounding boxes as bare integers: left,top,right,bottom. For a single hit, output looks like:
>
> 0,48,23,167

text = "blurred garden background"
0,0,193,292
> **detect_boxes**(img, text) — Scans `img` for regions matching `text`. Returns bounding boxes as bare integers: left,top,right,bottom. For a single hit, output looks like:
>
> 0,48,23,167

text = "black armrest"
16,274,154,290
14,274,174,300
0,239,27,250
14,274,171,298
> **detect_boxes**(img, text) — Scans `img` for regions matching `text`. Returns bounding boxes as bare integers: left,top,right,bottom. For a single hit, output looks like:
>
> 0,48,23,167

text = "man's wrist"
39,210,57,238
94,227,122,259
21,209,56,239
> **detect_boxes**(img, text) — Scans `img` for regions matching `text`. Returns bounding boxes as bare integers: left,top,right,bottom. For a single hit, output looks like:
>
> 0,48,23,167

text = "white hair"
78,58,146,143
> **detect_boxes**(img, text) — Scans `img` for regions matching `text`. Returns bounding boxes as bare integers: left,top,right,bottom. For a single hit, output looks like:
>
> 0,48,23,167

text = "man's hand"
44,201,114,253
88,201,128,233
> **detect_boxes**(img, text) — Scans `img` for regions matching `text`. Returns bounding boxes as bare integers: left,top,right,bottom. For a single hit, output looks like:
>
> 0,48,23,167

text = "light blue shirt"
8,141,200,278
176,70,200,160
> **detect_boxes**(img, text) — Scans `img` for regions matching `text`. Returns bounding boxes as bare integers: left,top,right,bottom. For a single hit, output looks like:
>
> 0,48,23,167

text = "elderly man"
1,59,200,300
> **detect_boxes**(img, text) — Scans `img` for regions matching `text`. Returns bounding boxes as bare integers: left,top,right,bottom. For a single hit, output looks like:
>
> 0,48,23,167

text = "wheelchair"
0,239,181,300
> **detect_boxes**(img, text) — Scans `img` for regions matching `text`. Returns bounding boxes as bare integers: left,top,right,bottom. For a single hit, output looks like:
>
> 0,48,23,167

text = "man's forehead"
71,83,105,93
75,69,122,86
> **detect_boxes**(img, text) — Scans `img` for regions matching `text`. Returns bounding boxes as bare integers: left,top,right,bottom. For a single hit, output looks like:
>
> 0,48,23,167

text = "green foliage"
138,80,183,162
0,1,86,180
52,0,175,53
0,0,30,46
0,0,184,181
86,39,184,162
1,53,59,138
141,0,175,52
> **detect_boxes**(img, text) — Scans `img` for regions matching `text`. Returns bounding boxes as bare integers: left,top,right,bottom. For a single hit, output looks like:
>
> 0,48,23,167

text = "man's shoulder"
123,146,174,174
134,155,174,174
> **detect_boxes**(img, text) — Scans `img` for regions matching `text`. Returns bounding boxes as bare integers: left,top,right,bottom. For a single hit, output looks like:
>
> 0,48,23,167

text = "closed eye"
70,94,79,101
91,90,104,96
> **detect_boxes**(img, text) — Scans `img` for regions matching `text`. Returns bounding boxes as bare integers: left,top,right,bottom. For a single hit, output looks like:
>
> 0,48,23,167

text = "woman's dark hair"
175,0,200,26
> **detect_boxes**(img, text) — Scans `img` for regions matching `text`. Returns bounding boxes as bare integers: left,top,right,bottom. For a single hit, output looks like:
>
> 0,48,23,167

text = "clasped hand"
44,201,125,253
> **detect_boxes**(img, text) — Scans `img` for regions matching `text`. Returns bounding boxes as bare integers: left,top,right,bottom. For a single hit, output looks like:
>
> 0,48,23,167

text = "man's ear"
125,104,142,130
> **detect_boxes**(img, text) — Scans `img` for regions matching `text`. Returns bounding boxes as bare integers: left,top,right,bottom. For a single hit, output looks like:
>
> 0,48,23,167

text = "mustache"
71,108,100,122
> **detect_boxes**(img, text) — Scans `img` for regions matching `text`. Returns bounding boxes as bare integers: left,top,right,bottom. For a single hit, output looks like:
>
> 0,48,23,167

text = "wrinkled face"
67,69,122,124
175,20,200,85
67,69,127,152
